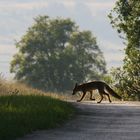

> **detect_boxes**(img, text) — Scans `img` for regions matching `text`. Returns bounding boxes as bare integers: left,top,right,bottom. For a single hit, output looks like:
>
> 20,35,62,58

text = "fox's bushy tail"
105,84,122,100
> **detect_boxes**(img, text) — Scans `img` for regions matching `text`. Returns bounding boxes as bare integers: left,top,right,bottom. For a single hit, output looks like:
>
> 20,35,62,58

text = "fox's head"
72,83,78,95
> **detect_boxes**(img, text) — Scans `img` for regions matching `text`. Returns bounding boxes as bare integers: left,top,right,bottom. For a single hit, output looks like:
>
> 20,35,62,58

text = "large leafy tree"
10,16,106,92
109,0,140,100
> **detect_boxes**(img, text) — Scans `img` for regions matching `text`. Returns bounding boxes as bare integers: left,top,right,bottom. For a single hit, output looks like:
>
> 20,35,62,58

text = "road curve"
18,101,140,140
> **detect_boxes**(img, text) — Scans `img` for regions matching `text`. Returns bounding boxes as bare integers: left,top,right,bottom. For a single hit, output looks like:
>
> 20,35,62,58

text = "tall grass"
0,76,75,140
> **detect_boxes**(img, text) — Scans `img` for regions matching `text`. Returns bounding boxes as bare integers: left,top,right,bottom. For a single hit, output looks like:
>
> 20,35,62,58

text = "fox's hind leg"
97,89,112,103
103,92,112,103
89,91,95,101
97,93,103,103
97,89,104,103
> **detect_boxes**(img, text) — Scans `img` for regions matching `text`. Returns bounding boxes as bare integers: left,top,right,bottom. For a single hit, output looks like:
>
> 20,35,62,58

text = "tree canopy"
108,0,140,51
10,15,106,92
109,0,140,100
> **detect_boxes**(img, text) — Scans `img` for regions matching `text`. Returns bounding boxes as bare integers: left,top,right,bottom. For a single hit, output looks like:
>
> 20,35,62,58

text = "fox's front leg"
77,91,86,102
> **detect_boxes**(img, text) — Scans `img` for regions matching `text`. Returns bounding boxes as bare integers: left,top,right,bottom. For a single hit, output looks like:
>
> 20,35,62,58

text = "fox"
72,81,122,103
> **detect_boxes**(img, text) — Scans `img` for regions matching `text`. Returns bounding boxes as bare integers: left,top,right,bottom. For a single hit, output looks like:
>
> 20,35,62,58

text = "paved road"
18,102,140,140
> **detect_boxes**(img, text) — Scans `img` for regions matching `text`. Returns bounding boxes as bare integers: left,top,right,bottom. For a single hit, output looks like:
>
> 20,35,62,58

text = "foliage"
108,0,140,50
109,0,140,100
10,15,106,92
110,49,140,100
102,74,114,85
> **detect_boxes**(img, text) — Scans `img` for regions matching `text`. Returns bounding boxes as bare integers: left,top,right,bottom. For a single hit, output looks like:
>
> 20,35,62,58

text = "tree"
109,0,140,100
10,15,106,92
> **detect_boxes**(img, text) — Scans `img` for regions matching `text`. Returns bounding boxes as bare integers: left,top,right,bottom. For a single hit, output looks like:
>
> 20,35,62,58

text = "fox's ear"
75,83,78,87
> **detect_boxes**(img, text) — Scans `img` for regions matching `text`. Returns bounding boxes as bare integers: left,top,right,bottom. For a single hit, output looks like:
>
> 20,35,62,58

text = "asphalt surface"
18,101,140,140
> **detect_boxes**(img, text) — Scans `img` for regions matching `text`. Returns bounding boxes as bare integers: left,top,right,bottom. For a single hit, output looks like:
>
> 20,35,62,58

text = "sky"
0,0,125,79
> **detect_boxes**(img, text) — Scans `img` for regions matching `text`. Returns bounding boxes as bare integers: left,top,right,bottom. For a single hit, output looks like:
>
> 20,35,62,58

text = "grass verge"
0,94,75,140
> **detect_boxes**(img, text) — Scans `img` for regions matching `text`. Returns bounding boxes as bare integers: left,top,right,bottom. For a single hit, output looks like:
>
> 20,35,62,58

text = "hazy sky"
0,0,125,79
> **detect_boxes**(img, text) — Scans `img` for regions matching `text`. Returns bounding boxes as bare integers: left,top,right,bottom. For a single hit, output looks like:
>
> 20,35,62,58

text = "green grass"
0,94,75,140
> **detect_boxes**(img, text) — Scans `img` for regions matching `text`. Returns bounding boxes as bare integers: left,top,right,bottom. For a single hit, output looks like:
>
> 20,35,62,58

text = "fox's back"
79,81,106,91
